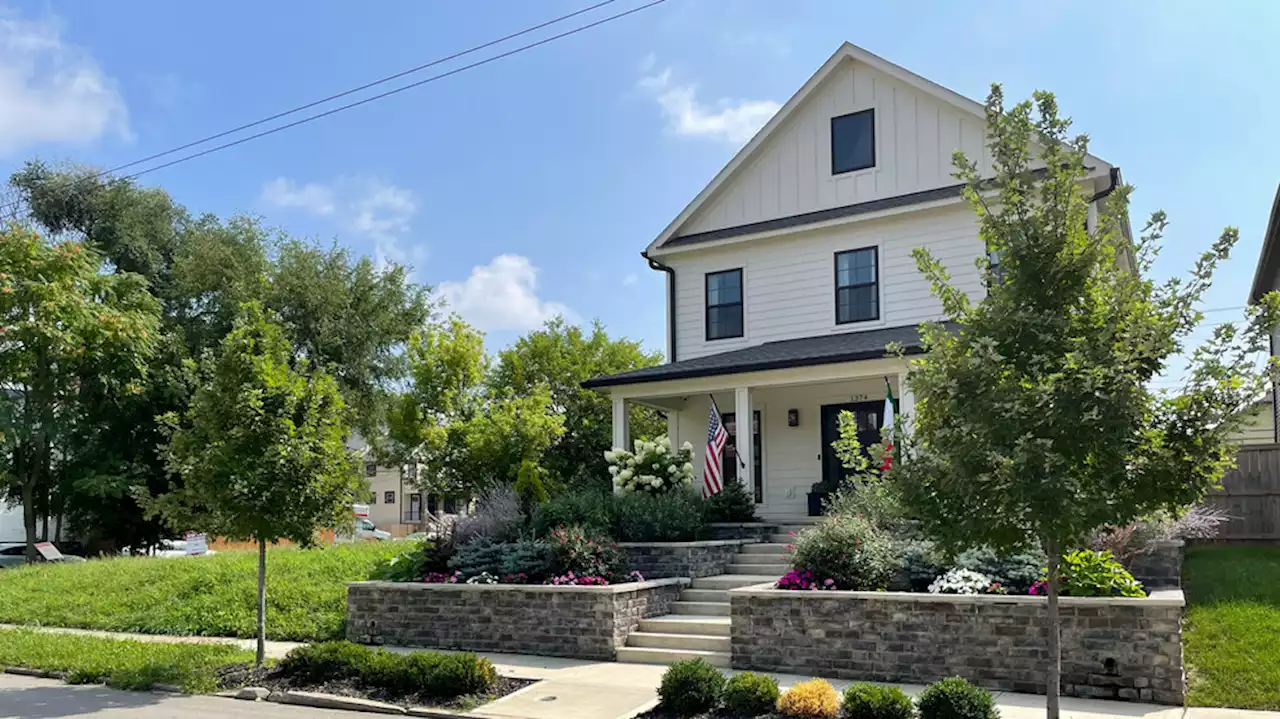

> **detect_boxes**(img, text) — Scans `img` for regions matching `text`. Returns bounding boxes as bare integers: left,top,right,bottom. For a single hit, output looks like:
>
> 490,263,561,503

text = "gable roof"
1249,184,1280,304
647,41,1112,254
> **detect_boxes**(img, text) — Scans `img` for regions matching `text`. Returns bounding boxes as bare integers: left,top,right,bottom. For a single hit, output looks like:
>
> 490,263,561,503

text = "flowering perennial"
606,436,695,495
927,568,993,594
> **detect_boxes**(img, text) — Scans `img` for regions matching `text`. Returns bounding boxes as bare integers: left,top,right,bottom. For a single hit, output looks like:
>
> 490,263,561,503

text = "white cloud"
0,9,130,155
622,273,638,287
258,175,425,271
639,65,780,145
439,254,576,332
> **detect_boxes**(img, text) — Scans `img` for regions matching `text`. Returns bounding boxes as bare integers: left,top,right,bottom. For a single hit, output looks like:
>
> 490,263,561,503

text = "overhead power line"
0,0,664,215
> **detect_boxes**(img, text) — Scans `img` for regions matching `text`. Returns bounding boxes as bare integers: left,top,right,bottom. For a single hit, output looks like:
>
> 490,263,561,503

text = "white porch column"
666,410,679,449
734,386,753,492
612,397,630,451
897,370,915,438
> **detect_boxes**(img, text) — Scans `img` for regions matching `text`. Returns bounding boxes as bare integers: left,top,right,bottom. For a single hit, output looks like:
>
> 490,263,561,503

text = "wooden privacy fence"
1204,444,1280,543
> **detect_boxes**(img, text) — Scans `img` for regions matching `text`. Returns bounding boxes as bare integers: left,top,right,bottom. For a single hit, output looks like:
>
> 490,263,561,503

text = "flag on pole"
881,378,897,471
702,397,729,498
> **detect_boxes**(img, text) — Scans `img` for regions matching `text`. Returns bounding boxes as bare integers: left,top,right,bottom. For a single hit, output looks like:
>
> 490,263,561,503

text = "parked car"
0,543,86,568
356,518,392,541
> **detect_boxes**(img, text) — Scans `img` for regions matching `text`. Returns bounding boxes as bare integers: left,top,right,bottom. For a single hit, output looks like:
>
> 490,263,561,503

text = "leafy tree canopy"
492,318,664,488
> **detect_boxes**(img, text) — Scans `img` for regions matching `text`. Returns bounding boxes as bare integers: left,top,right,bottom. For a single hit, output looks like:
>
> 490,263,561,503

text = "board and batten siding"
668,204,983,362
681,57,993,237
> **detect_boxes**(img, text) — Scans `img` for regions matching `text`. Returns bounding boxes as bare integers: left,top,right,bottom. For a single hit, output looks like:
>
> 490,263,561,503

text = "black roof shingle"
582,324,937,389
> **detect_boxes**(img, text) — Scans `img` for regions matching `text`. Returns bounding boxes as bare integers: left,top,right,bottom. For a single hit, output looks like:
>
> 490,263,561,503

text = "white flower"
619,469,633,481
625,457,636,468
683,462,693,473
608,465,619,476
604,450,617,462
655,443,667,455
928,568,991,595
667,465,678,474
681,441,693,452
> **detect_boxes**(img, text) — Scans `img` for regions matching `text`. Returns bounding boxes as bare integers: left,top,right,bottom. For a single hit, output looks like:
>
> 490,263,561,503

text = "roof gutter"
642,251,676,362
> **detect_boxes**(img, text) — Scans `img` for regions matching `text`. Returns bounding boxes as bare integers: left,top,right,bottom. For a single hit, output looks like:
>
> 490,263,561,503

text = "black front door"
819,401,882,488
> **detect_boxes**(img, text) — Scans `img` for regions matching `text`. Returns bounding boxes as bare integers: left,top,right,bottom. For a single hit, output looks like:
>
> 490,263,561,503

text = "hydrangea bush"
606,436,695,495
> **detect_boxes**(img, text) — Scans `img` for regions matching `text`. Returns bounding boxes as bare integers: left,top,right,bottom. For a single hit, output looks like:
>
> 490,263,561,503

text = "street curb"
273,689,407,714
150,682,183,694
3,666,51,678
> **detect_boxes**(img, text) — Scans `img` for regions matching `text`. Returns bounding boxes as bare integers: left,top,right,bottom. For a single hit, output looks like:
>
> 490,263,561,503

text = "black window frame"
830,108,876,175
834,247,880,324
704,268,744,341
364,462,377,477
383,490,396,504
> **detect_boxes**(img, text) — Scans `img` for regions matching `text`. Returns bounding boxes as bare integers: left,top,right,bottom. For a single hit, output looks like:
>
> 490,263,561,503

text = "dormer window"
831,109,875,175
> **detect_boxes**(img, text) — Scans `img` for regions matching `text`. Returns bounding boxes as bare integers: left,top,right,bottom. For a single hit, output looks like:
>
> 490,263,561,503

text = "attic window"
831,109,875,175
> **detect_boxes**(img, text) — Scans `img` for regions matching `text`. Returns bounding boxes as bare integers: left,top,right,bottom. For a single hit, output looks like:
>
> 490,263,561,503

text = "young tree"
150,302,362,666
0,226,159,559
892,86,1280,717
492,318,664,489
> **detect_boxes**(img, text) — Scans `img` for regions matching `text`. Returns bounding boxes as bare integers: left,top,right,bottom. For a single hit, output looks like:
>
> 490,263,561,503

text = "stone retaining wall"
730,585,1185,705
1126,540,1184,590
619,540,755,578
346,578,687,660
705,523,776,541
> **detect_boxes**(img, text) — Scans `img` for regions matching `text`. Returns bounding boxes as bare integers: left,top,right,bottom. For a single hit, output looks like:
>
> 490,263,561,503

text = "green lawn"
1183,545,1280,710
0,628,254,692
0,542,401,642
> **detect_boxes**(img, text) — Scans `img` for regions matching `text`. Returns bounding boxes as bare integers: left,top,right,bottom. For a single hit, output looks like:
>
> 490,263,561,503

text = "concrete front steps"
617,548,787,667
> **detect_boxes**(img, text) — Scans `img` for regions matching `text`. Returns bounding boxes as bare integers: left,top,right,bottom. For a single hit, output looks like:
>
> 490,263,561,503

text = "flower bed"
729,583,1185,705
346,577,687,660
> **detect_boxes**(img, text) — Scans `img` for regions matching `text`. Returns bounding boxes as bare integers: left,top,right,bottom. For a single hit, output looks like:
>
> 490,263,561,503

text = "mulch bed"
217,663,534,711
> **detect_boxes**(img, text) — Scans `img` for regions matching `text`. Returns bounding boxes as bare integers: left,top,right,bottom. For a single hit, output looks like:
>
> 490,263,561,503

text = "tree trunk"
21,480,38,563
256,538,267,667
40,509,49,542
1045,538,1062,719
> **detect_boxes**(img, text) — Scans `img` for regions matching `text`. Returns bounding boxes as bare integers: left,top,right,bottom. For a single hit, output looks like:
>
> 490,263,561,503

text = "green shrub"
841,683,915,719
453,487,523,544
515,460,549,517
915,677,999,719
723,671,780,716
702,478,758,523
615,489,704,542
954,546,1045,595
278,641,375,684
824,478,910,534
548,525,623,578
790,515,898,590
372,540,434,582
892,539,946,592
279,642,496,699
658,659,726,716
448,537,552,582
1059,549,1145,597
532,489,617,536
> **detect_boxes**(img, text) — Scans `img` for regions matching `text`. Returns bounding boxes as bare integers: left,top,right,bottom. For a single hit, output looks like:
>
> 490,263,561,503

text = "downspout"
1089,166,1121,204
641,251,677,362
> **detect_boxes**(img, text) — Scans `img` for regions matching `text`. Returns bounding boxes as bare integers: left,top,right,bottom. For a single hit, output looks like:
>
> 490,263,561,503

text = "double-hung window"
705,269,744,340
835,248,879,324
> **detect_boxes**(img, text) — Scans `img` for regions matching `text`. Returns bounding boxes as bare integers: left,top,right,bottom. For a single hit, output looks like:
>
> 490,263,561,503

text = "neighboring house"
350,436,470,537
1242,183,1280,445
585,42,1121,522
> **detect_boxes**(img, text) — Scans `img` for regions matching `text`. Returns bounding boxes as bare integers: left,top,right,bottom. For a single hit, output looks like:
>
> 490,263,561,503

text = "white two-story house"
585,42,1121,522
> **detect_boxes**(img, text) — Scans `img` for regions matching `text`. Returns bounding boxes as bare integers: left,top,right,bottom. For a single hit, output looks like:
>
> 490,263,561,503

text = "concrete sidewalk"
0,624,1272,719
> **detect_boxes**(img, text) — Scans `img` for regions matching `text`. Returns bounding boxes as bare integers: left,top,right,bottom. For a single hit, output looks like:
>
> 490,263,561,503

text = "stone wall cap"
347,577,690,594
705,522,777,528
616,539,758,548
728,583,1186,608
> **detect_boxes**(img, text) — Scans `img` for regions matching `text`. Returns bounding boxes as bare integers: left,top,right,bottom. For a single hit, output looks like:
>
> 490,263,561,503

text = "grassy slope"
1183,545,1280,710
0,542,400,642
0,628,254,692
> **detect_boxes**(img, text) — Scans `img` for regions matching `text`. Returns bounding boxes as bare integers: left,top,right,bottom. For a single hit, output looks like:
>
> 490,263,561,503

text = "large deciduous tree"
388,317,564,498
0,226,159,559
892,86,1280,718
492,318,664,489
150,303,361,666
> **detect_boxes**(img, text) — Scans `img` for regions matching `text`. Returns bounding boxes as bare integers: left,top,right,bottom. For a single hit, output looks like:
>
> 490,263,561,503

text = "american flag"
702,399,729,498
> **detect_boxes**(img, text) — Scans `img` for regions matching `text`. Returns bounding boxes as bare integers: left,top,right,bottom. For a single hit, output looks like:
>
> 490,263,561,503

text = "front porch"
601,356,914,522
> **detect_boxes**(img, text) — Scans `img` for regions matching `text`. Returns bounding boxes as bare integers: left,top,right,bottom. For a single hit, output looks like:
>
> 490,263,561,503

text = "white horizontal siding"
681,57,993,237
671,379,899,518
669,204,983,361
1229,404,1276,446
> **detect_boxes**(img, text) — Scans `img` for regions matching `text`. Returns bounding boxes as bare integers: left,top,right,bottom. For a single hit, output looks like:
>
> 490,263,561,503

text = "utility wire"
0,0,663,214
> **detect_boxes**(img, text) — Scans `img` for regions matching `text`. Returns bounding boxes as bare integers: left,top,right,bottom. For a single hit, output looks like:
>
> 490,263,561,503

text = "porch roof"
583,324,937,389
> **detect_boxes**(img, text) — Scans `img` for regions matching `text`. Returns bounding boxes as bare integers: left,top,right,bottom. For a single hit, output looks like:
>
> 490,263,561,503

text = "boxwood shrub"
657,658,726,716
277,642,496,699
915,677,999,719
723,671,780,716
841,682,915,719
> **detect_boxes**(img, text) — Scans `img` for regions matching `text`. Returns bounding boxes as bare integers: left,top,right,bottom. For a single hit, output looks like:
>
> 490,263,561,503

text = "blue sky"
1,0,1277,381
